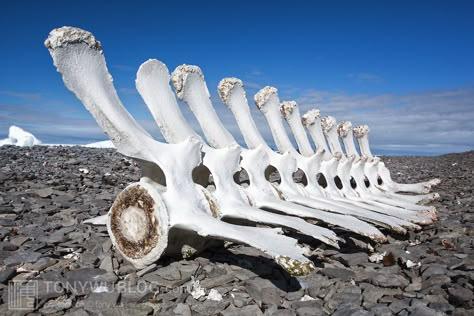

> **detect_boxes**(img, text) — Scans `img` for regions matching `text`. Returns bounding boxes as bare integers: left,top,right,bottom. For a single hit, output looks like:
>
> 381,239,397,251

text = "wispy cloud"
0,90,42,102
347,73,384,84
291,86,474,154
1,83,472,155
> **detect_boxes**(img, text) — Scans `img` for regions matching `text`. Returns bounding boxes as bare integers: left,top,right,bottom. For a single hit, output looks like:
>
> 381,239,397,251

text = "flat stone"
448,287,473,305
404,277,422,292
295,305,325,316
388,299,410,314
35,280,66,300
320,267,355,281
39,297,73,314
200,274,235,289
23,257,57,272
64,308,90,316
65,268,117,295
421,264,448,279
261,287,282,306
4,250,42,266
99,304,154,316
370,304,392,316
99,256,114,272
370,273,409,288
428,302,455,314
191,299,230,315
271,310,296,316
173,303,192,316
82,291,120,312
334,252,369,267
408,306,445,316
245,278,284,306
222,304,263,316
119,285,154,304
0,267,17,284
34,187,54,198
10,236,30,246
332,303,371,316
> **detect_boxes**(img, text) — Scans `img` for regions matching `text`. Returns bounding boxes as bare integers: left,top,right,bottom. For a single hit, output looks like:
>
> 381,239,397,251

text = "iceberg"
0,126,42,147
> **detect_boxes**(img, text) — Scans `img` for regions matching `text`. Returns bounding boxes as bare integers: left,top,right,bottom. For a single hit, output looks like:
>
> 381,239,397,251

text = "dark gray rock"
320,268,355,281
332,303,371,316
65,268,117,295
82,291,120,312
369,304,392,316
261,287,282,306
334,252,369,267
222,304,263,316
4,250,42,266
448,286,473,305
408,306,445,316
39,297,73,314
99,304,155,316
191,299,230,315
370,273,409,288
388,299,410,314
0,267,17,284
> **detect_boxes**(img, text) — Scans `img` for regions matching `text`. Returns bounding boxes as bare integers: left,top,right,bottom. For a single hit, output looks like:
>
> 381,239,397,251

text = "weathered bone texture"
173,70,387,242
255,92,435,226
135,59,340,248
301,109,440,213
218,80,418,237
45,25,440,275
353,125,441,194
337,121,439,205
321,116,437,219
46,26,317,275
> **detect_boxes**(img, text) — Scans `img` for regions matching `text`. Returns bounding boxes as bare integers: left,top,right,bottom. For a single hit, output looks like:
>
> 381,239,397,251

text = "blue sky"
1,1,473,155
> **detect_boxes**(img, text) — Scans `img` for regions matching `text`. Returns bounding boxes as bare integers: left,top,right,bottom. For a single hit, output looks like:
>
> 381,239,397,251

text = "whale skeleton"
45,26,439,274
273,101,438,220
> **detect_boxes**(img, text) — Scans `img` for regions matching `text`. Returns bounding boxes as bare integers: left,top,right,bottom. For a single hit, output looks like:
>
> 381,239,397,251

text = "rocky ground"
0,146,472,316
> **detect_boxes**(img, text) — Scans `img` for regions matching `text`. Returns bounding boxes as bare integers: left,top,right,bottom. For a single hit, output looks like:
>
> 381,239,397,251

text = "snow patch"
83,140,115,148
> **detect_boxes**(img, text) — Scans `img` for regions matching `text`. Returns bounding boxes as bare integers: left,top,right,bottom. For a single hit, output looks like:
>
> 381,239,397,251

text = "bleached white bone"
45,26,316,274
301,109,436,224
257,93,428,227
135,59,340,248
171,69,386,241
322,117,436,218
225,82,421,234
338,121,439,205
219,80,408,237
353,125,441,194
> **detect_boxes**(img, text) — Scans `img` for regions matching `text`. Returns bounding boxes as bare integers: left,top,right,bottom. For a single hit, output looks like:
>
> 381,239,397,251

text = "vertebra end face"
337,121,353,138
218,77,243,105
171,65,205,99
301,109,321,127
353,125,370,138
321,116,337,133
45,26,102,52
280,101,297,119
254,86,278,111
